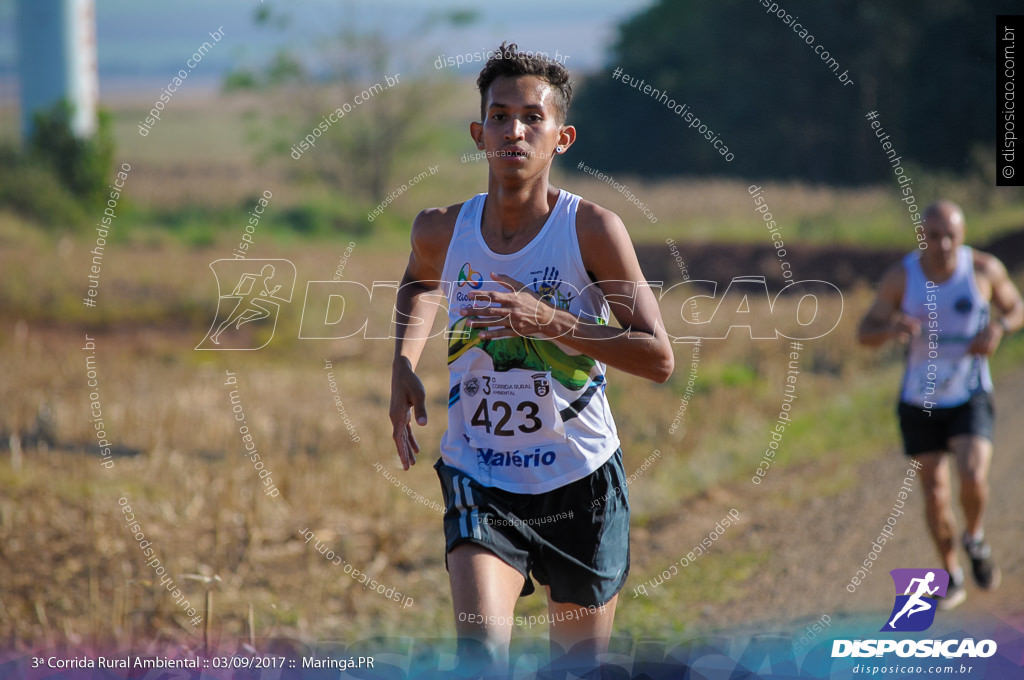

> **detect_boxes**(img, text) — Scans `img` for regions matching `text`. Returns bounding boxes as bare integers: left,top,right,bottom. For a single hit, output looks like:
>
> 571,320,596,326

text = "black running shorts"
434,449,630,607
897,392,994,457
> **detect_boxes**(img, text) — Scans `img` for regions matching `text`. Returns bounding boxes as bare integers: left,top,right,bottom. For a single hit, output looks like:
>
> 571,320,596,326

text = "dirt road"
631,365,1024,640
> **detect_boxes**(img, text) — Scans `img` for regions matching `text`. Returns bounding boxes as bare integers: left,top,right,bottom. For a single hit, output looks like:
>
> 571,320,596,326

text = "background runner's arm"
968,253,1024,355
857,265,917,347
988,254,1024,333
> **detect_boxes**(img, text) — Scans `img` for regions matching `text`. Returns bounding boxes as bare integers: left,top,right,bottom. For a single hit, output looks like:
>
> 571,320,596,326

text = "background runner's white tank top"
439,189,620,494
900,246,993,408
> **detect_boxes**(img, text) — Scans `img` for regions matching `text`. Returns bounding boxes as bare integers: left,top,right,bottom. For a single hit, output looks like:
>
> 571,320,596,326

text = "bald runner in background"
858,200,1024,608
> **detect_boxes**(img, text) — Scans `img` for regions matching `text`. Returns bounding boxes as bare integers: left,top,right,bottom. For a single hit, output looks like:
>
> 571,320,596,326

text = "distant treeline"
571,0,1009,184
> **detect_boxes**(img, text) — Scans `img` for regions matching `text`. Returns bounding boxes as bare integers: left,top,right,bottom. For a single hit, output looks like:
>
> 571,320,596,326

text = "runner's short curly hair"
476,42,573,123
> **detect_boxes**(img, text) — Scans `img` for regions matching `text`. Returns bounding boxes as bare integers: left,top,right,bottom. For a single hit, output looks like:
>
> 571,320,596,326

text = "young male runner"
389,43,674,674
857,201,1023,608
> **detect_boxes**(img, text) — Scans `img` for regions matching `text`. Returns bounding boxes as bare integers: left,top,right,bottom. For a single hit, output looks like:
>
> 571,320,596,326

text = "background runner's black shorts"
434,449,630,607
897,392,994,457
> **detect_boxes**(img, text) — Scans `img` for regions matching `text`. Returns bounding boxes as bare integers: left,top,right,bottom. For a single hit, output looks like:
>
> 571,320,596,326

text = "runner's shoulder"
971,248,1009,281
877,257,908,301
885,256,909,280
574,198,630,247
411,202,464,261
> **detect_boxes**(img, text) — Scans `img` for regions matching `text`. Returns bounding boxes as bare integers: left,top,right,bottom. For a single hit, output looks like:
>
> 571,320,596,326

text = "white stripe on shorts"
453,474,468,538
461,476,482,540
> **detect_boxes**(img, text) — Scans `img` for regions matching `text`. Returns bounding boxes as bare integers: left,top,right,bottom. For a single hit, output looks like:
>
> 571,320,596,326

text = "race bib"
459,369,566,450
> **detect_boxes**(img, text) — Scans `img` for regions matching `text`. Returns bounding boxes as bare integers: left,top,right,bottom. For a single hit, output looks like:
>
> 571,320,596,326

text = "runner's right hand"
390,357,428,470
890,313,921,343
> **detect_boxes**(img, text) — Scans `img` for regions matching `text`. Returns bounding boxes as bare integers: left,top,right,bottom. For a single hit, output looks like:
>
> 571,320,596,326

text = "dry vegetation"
0,215,932,652
2,89,1023,654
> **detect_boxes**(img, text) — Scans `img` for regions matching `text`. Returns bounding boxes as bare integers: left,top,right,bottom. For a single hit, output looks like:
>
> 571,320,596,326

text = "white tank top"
900,246,993,407
439,190,620,494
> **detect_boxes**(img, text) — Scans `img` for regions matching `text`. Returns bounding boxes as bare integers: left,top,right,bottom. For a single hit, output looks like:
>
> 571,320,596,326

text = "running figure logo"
196,259,296,350
881,568,949,632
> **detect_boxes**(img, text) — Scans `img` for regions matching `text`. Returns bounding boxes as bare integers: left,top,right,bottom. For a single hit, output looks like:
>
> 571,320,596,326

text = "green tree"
571,0,1013,184
0,100,115,230
29,100,115,210
225,5,475,201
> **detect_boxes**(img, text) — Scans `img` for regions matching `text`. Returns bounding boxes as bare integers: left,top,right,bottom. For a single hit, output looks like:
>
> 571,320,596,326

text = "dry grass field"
5,203,1022,655
2,91,1024,661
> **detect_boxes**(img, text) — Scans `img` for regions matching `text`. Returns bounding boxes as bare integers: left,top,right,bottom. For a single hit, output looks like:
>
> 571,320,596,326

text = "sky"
0,0,652,102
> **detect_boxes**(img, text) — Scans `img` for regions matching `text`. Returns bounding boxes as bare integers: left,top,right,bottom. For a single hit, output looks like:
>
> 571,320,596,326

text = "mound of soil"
638,228,1024,290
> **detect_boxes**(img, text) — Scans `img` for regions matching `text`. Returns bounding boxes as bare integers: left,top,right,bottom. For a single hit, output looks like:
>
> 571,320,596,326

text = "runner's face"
476,76,564,176
922,210,964,268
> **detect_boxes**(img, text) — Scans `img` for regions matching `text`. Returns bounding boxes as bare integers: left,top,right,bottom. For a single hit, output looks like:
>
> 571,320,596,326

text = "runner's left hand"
462,273,562,340
967,322,1003,356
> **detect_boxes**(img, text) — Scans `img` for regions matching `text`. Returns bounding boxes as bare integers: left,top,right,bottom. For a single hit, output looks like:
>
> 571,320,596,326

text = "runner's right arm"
857,264,919,347
389,207,457,470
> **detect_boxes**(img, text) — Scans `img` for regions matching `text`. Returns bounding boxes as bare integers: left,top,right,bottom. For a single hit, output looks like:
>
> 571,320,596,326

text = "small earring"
555,146,564,154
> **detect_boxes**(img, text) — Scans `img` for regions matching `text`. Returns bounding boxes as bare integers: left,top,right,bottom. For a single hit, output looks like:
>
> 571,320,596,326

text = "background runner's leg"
949,435,992,538
448,543,525,676
915,453,960,574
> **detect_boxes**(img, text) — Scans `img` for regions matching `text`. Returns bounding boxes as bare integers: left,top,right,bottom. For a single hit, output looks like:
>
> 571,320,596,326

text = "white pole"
16,0,98,141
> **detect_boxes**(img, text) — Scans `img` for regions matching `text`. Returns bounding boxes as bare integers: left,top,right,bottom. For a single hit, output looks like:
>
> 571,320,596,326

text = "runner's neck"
919,250,959,284
480,184,561,255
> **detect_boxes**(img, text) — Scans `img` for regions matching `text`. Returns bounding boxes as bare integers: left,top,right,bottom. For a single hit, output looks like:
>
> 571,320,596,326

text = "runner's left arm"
968,254,1024,355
